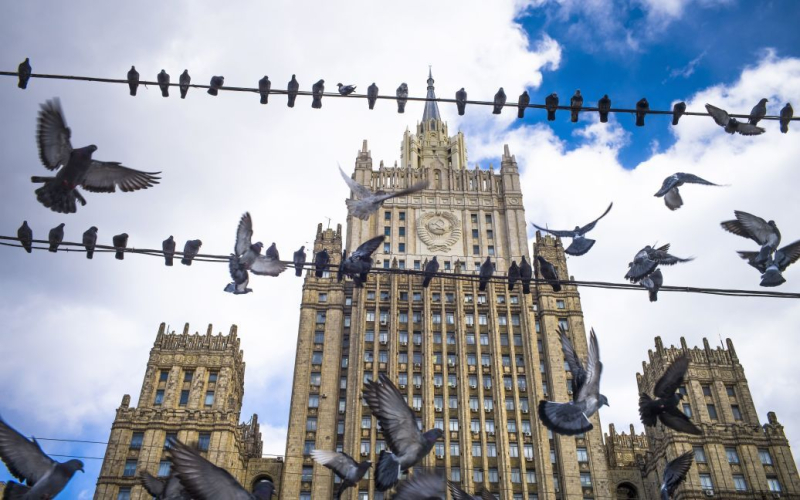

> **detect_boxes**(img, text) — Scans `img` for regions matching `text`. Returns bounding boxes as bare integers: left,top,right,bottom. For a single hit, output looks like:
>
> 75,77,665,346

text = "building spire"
422,66,441,122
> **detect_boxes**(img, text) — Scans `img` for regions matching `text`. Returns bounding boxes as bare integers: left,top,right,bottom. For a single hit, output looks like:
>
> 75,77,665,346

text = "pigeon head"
432,256,438,262
760,98,768,104
423,428,444,443
89,226,98,232
58,223,65,228
300,246,305,251
64,459,85,474
252,242,264,253
599,394,610,407
768,220,777,228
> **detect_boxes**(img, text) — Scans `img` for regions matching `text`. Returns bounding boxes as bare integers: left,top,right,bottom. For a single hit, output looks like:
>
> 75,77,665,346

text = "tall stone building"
94,323,282,500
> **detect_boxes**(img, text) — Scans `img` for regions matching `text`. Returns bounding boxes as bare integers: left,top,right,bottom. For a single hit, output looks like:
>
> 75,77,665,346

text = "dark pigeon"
448,479,495,500
507,260,520,291
337,250,347,282
532,202,613,256
636,98,649,126
181,239,202,266
225,254,253,295
158,70,170,97
456,87,467,116
342,236,384,287
367,83,379,110
639,355,701,435
113,233,128,260
82,226,98,259
312,79,325,109
127,66,139,96
287,75,299,107
396,83,408,113
423,256,439,288
259,76,271,104
517,90,530,119
310,449,371,500
0,415,84,498
208,76,224,96
479,257,494,291
640,269,663,302
314,249,330,278
293,246,306,277
780,103,793,133
625,244,693,282
570,89,583,123
749,98,768,125
32,98,161,213
598,94,611,123
672,102,686,125
48,223,64,252
140,471,191,500
706,104,765,135
18,58,31,89
392,472,445,500
738,239,800,288
519,256,533,294
545,92,558,121
17,221,32,254
340,165,428,220
535,255,561,292
179,70,191,99
337,83,356,95
162,236,176,266
362,373,444,491
492,87,506,115
654,173,721,211
233,213,287,278
660,450,693,500
720,210,781,266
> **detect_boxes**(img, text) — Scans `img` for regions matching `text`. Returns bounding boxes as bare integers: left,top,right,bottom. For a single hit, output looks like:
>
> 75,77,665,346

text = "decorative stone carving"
417,211,461,252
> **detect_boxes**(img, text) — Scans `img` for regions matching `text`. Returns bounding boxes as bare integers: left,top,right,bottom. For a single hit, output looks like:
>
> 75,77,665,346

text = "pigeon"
337,250,347,283
287,74,299,107
17,221,32,253
598,94,611,123
654,173,721,211
492,87,506,114
538,327,608,435
660,450,693,500
720,210,781,266
113,233,128,260
396,83,409,113
314,249,330,278
233,212,288,278
519,256,533,294
635,98,649,126
422,256,439,288
455,87,467,116
158,70,170,97
341,236,384,287
640,268,663,302
340,165,428,220
448,480,495,500
362,373,444,491
545,93,559,121
163,236,176,266
479,257,494,291
293,246,306,277
672,102,686,125
18,58,31,89
48,223,64,252
310,449,371,499
208,76,224,96
570,89,583,123
749,98,768,125
32,98,161,213
639,355,701,435
127,66,139,96
392,472,446,500
738,240,800,287
225,254,253,295
140,471,191,500
312,79,325,108
706,104,765,135
507,260,520,291
535,255,561,292
168,438,275,499
337,83,356,96
82,226,98,259
531,202,613,256
181,239,202,266
367,83,379,110
258,76,271,104
780,103,793,133
179,70,191,99
625,244,693,282
0,415,84,498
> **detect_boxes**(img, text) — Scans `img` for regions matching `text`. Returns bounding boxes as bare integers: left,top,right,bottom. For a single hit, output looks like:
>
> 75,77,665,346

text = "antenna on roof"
323,216,332,229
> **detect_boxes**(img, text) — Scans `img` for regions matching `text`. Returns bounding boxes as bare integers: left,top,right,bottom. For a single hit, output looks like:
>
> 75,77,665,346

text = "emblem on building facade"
417,211,461,252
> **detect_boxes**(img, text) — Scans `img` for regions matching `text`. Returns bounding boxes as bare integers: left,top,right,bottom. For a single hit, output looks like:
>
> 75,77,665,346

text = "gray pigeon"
672,102,686,125
342,236,384,287
640,268,663,302
17,221,32,253
660,450,693,500
158,70,170,97
48,223,64,252
517,90,530,119
635,98,649,126
312,79,325,109
545,92,558,121
507,260,520,291
113,233,128,260
162,236,176,266
749,98,768,125
780,103,793,133
181,239,202,266
367,83,379,110
314,248,330,278
598,94,611,123
311,449,371,499
455,87,467,116
287,75,299,107
538,327,608,435
639,355,701,435
654,173,721,211
0,415,84,498
362,373,444,491
179,70,191,99
208,76,224,96
140,471,191,500
720,210,781,265
625,244,693,282
225,254,253,295
168,439,274,499
82,226,98,259
422,256,439,288
234,213,288,278
340,165,428,220
570,89,583,123
396,83,409,113
531,202,613,256
337,250,347,282
492,87,506,114
258,76,271,104
127,66,139,96
737,239,800,287
18,58,31,89
293,246,306,277
448,479,495,500
706,103,765,135
32,98,161,213
479,257,494,291
535,255,561,292
337,83,356,95
392,472,446,500
519,256,532,294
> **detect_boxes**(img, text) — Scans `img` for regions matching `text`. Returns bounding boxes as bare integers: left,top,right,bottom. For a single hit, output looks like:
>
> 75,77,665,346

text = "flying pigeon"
113,233,128,260
545,93,558,121
362,373,444,491
18,58,31,89
337,83,356,96
259,76,271,104
314,249,330,278
82,226,98,259
312,79,325,108
780,103,793,133
225,254,253,295
0,415,84,499
639,355,701,435
535,255,561,292
287,74,299,107
48,223,64,252
598,94,611,123
507,260,520,291
749,98,768,125
181,239,202,266
448,479,495,500
207,76,224,96
625,244,693,282
367,83,379,109
492,87,506,114
140,471,191,500
32,98,161,213
127,66,139,96
293,246,306,277
660,450,694,500
720,210,781,266
396,83,409,113
311,449,371,499
340,165,428,220
538,327,608,435
479,257,494,291
640,268,663,302
455,87,467,116
168,438,274,499
705,104,765,135
738,239,800,287
635,98,649,126
233,212,288,278
423,256,439,288
392,472,445,500
157,70,170,97
163,236,176,266
179,70,191,99
519,256,533,294
17,221,32,253
341,236,384,287
672,102,686,125
654,173,721,211
531,202,613,256
570,89,583,122
337,250,347,282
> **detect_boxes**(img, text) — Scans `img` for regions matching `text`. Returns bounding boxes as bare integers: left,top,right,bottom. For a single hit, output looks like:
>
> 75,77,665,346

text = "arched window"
435,171,441,190
616,482,639,499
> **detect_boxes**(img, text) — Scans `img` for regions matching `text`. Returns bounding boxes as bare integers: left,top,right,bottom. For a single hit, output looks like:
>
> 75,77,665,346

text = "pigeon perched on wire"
207,76,224,96
517,90,530,119
545,93,558,121
48,223,64,252
448,479,495,500
312,79,325,108
162,236,176,266
82,226,97,258
452,87,467,116
32,98,161,213
339,165,428,220
749,98,768,125
233,212,288,279
519,256,532,294
479,257,494,291
258,76,271,104
507,260,520,291
140,471,191,500
337,250,347,282
640,268,663,302
224,254,253,295
570,90,583,123
396,83,409,113
672,102,686,125
181,240,202,266
342,236,384,287
423,256,439,288
338,83,356,95
18,58,31,89
654,173,721,211
737,240,800,287
535,255,561,292
639,355,701,435
780,103,793,133
0,414,84,498
17,221,32,253
539,327,608,435
293,246,306,277
625,244,693,282
660,450,694,500
314,249,330,278
636,98,649,126
179,70,191,99
127,66,139,96
391,472,446,500
362,373,444,491
705,104,765,135
157,70,170,97
598,94,611,123
720,210,781,266
531,202,613,256
492,87,506,114
113,233,128,260
287,74,299,107
311,449,371,500
367,83,379,109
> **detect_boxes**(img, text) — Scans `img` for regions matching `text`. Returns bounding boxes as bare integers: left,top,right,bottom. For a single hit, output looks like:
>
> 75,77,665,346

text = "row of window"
129,431,209,452
362,291,526,305
693,446,782,492
153,388,216,407
680,401,743,421
158,369,218,383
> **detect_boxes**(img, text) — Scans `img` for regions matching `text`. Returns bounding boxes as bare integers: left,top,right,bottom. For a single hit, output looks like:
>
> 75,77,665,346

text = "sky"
0,1,799,497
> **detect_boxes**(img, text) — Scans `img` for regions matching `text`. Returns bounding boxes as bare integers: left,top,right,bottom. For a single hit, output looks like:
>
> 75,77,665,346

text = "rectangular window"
726,447,740,464
123,460,137,477
154,389,164,406
487,443,497,457
731,405,743,420
485,214,492,224
198,433,211,451
318,292,328,302
449,419,459,431
117,488,131,500
164,433,176,449
385,211,391,220
558,318,569,331
683,403,692,417
302,466,313,482
768,477,782,492
308,395,319,408
472,229,479,239
184,371,194,382
451,467,461,482
361,441,371,455
399,211,406,221
474,468,484,483
733,474,747,491
702,384,712,396
488,246,495,256
306,418,317,431
129,432,144,450
472,443,482,457
158,460,171,477
398,243,406,252
383,242,390,253
312,351,323,364
488,468,499,483
576,447,588,462
526,470,536,484
310,372,321,386
726,385,736,397
556,299,565,309
507,420,517,433
384,226,391,236
487,229,494,239
524,444,534,460
304,441,314,455
707,404,718,420
509,443,519,458
159,370,169,382
315,330,325,343
179,390,189,406
473,245,479,255
759,449,773,465
498,315,508,326
693,446,707,463
316,311,326,323
510,295,519,304
341,356,349,368
699,473,713,490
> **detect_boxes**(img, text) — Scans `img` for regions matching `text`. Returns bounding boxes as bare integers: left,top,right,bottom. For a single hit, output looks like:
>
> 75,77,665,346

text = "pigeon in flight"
532,202,613,256
639,355,701,435
207,76,224,96
140,471,191,500
539,327,608,435
314,249,330,278
720,210,781,266
18,58,31,89
225,254,253,295
311,449,371,499
738,239,800,287
179,70,191,99
0,415,84,498
660,450,694,500
507,260,520,291
181,240,202,266
339,165,428,220
517,90,530,119
368,83,379,109
780,103,793,133
625,244,693,282
749,98,768,125
640,268,663,302
337,250,347,282
519,256,533,294
81,226,98,259
168,438,275,499
17,221,32,253
312,79,325,108
127,66,139,96
492,87,506,114
448,479,496,500
163,236,176,266
233,212,288,278
479,257,494,291
287,74,299,107
338,83,356,95
598,94,611,123
545,92,558,121
705,104,765,135
293,246,306,277
536,255,561,292
456,87,467,115
259,76,271,104
672,102,686,125
32,98,161,213
392,472,446,500
636,98,649,126
362,373,444,491
570,89,583,123
157,70,170,97
423,256,439,288
113,233,128,260
654,173,721,211
48,223,64,252
396,83,409,113
341,236,384,287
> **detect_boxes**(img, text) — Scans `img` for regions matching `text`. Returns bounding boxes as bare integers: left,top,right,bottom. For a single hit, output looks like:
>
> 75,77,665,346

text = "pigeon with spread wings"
625,244,693,283
227,213,287,292
706,103,765,136
738,239,800,287
341,235,385,287
661,451,694,499
311,449,371,499
449,479,496,500
654,173,722,211
639,355,702,435
340,165,428,220
531,202,613,256
140,471,191,499
721,210,781,267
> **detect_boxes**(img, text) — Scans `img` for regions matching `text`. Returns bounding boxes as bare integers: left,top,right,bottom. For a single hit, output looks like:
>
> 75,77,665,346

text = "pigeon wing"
235,213,254,256
37,98,73,171
531,222,575,238
660,407,702,435
538,400,593,436
559,327,587,397
733,211,776,245
0,417,56,486
447,480,476,500
735,122,766,136
705,104,730,127
311,450,360,480
250,255,288,276
363,374,425,459
663,450,694,496
676,173,718,187
339,165,374,200
374,181,429,202
81,161,160,193
169,439,252,500
653,355,689,398
737,251,767,273
775,240,800,271
352,236,385,261
578,328,603,402
577,202,613,235
480,490,496,500
139,471,166,496
393,472,445,500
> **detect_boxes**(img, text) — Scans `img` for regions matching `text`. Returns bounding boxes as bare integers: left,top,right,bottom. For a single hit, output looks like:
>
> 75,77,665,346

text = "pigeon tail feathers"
638,393,659,426
760,268,786,287
375,450,402,492
32,178,84,214
3,482,31,500
565,238,596,256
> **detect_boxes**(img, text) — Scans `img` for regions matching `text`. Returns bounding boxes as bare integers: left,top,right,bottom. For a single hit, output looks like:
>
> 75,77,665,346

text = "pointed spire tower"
422,66,441,123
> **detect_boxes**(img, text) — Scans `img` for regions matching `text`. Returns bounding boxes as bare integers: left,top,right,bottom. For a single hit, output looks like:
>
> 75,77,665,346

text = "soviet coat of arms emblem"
417,211,461,252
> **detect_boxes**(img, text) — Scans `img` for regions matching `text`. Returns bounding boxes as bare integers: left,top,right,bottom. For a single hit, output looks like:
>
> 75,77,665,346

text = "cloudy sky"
1,1,799,497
